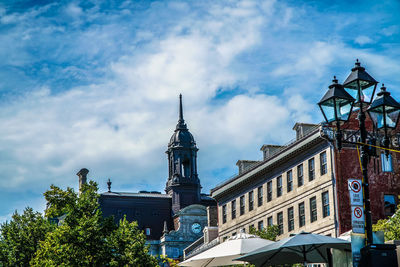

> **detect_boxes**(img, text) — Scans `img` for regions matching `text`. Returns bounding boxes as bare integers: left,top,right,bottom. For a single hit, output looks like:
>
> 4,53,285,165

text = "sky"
1,0,400,222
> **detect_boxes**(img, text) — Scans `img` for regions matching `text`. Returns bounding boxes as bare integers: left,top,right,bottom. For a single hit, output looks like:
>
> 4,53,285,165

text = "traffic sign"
351,205,365,234
348,179,363,206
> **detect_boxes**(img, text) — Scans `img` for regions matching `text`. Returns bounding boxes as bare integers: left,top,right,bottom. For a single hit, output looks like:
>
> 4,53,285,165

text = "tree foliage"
373,202,400,241
31,181,158,266
0,207,53,266
1,181,158,266
249,225,280,241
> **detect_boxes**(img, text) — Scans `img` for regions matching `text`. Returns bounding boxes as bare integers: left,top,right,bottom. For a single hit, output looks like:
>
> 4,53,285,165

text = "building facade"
79,95,216,259
211,115,400,242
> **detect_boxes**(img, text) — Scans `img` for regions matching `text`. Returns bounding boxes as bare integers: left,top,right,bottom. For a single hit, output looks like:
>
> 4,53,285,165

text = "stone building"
79,95,216,259
210,113,400,241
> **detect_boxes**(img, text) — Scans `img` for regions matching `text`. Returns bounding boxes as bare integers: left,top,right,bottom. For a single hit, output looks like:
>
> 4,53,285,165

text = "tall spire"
176,94,187,130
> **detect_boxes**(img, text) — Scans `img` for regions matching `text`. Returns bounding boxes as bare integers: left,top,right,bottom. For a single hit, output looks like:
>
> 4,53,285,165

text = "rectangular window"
384,194,396,216
310,196,317,222
249,191,254,211
287,170,293,192
322,191,330,217
288,207,294,232
309,158,315,181
297,164,303,187
299,202,305,227
267,216,273,226
320,152,327,175
381,153,393,172
277,176,282,197
267,181,272,202
258,220,264,230
145,227,151,236
231,200,236,219
257,186,263,207
240,195,245,215
222,204,227,224
277,212,283,235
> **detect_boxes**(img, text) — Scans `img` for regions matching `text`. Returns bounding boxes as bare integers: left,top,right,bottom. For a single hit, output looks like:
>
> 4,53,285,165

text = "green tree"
107,217,158,266
249,225,280,241
0,207,53,266
373,202,400,241
31,181,158,266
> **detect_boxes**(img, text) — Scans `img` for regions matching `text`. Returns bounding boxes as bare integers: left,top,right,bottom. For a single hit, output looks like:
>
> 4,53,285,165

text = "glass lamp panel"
344,86,359,101
386,107,400,129
336,98,353,121
320,99,336,123
368,106,384,129
361,86,375,103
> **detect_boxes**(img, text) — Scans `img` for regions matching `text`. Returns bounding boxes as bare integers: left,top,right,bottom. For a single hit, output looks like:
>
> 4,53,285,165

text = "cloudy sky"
1,0,400,221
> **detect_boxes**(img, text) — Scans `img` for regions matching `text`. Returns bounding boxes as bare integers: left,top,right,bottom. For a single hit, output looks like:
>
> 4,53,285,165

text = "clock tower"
165,94,201,214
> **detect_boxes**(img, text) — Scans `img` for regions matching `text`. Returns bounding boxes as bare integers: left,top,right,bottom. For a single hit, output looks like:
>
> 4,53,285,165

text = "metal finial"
179,94,184,123
332,76,338,83
163,221,168,234
107,179,112,192
355,59,360,66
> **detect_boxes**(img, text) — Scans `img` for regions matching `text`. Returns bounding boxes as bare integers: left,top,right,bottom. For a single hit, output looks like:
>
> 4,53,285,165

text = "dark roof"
101,191,171,198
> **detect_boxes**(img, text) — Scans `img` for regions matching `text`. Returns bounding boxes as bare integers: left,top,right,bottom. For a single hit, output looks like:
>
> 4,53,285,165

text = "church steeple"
165,94,201,214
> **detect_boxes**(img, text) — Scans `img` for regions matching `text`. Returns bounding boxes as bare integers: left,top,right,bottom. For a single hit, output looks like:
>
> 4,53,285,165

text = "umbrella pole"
302,245,307,267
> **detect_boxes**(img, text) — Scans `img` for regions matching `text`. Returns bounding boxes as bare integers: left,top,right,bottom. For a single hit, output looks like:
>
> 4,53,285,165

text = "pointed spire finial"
107,178,112,192
176,94,187,130
179,94,184,123
163,221,168,234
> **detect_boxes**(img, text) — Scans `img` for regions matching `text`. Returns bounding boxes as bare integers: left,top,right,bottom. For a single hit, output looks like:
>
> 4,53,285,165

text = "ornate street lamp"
367,85,400,152
318,76,355,150
318,60,379,246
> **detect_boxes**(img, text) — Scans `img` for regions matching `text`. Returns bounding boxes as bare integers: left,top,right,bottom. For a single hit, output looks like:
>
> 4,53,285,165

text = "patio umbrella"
237,231,351,267
179,231,274,267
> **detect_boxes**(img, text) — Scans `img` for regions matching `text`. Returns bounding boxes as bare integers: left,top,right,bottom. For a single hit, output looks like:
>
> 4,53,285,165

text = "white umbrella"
179,231,275,267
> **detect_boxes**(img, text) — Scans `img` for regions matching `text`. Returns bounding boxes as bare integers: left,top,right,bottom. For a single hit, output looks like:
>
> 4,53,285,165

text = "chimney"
77,168,89,193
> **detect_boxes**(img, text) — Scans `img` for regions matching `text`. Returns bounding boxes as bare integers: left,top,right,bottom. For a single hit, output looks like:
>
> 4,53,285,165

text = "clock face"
191,223,202,234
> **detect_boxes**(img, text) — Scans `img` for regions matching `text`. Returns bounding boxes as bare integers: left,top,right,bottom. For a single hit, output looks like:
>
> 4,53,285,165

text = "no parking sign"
348,179,363,206
348,178,365,234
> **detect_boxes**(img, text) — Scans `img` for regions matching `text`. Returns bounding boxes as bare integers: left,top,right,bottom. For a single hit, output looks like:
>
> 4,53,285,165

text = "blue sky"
1,0,400,222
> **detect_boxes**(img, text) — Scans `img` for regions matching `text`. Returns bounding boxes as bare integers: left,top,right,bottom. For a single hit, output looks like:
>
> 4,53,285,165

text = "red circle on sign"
354,207,363,218
351,181,361,193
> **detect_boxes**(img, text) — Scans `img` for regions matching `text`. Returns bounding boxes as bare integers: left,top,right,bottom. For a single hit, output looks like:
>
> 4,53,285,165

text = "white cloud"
355,35,374,45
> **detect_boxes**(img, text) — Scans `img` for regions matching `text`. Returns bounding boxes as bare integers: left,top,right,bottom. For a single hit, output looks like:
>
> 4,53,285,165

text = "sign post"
348,179,365,267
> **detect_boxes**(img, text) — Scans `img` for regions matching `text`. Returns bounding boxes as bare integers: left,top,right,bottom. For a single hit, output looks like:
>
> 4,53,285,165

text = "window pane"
297,164,303,187
287,170,293,192
322,191,330,217
258,186,263,207
277,212,283,235
320,152,327,175
240,196,245,215
288,207,294,232
310,197,317,222
249,191,254,211
267,181,272,201
222,205,227,223
299,202,305,227
277,176,282,197
309,158,315,181
231,200,236,219
267,216,273,226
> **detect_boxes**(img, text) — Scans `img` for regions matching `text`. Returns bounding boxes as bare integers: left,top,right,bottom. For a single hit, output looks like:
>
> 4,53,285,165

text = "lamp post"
318,60,400,246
